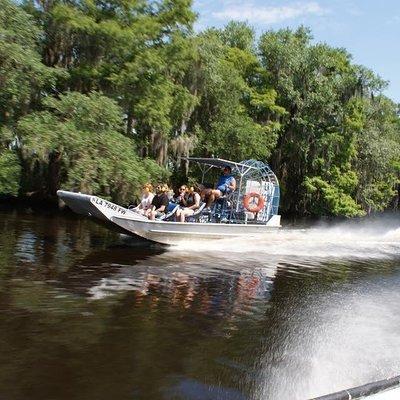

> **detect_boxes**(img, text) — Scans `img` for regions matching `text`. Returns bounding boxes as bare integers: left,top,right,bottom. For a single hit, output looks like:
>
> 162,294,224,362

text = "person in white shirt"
133,183,154,215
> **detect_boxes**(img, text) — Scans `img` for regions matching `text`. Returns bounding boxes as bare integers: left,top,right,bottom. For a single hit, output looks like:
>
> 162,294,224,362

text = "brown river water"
1,207,400,400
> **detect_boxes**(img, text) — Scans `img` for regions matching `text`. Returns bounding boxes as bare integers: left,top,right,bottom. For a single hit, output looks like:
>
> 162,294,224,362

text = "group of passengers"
132,165,236,222
132,183,169,220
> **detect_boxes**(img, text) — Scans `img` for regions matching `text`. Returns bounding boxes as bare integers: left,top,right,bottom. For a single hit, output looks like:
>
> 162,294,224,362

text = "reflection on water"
1,208,400,400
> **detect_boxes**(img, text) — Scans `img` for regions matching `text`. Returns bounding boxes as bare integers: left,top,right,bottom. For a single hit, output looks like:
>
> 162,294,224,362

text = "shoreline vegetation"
1,0,399,217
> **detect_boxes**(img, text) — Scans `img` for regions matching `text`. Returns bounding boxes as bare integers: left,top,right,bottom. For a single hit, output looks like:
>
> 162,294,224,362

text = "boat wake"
173,219,400,262
253,270,400,400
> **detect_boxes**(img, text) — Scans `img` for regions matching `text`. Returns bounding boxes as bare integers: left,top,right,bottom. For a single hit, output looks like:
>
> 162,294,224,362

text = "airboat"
57,158,281,245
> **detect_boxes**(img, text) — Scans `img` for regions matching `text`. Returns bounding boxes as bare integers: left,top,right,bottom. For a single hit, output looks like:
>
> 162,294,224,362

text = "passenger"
148,184,170,220
203,165,236,208
166,186,175,201
175,185,188,206
132,183,154,215
176,185,201,222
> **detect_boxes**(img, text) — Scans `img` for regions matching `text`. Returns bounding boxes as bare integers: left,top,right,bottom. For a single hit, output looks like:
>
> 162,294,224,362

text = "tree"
0,150,21,197
191,28,284,162
2,1,400,215
25,0,197,164
258,26,396,216
0,0,59,125
0,0,58,197
16,92,167,203
354,96,400,213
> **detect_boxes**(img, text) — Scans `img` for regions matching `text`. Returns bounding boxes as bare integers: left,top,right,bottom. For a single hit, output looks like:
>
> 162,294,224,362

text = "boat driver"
203,165,236,208
148,184,170,220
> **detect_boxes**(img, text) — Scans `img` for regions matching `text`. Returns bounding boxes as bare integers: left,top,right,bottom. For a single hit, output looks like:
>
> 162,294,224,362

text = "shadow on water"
1,209,400,399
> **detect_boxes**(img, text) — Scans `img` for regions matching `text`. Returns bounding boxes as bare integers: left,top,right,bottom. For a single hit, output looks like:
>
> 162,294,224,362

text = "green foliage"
1,0,399,216
16,92,167,203
0,150,21,197
200,112,277,161
304,173,364,217
354,96,400,213
219,21,255,52
258,26,399,216
193,29,283,161
0,0,60,125
31,0,196,164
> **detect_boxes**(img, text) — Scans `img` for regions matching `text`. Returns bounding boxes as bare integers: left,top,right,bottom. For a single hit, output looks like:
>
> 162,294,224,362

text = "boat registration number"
91,197,126,215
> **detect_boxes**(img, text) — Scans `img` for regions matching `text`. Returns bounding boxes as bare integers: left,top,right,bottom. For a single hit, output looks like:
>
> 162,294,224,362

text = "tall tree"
0,0,58,197
16,92,167,202
190,28,284,162
258,26,397,216
354,96,400,213
0,0,58,125
25,0,196,164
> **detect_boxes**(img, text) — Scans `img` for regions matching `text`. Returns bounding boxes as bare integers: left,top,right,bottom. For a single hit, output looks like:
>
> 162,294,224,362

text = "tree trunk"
150,130,168,166
126,108,134,137
48,151,62,197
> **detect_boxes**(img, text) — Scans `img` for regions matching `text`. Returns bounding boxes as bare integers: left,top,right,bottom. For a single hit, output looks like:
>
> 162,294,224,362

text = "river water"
1,208,400,400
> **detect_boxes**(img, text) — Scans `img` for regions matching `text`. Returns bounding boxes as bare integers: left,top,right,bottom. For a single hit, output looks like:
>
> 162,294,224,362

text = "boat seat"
211,191,235,220
157,203,179,221
186,202,207,222
216,190,235,206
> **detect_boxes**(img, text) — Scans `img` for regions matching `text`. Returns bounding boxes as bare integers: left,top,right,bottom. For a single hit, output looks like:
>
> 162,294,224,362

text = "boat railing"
184,157,281,224
309,375,400,400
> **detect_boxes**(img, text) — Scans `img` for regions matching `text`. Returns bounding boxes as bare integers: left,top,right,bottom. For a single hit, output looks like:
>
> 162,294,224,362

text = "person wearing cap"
203,165,236,208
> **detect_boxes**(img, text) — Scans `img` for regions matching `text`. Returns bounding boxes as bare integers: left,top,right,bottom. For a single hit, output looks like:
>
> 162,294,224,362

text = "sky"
193,0,400,103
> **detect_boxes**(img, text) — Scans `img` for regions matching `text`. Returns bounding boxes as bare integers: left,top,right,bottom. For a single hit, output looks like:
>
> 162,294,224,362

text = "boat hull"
57,190,147,236
111,215,281,245
57,190,281,245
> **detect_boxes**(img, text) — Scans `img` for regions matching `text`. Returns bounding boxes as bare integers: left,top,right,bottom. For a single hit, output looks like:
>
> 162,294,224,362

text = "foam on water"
173,219,400,261
253,274,400,399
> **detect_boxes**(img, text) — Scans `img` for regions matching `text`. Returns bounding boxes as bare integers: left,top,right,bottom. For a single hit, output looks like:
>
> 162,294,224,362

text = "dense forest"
1,0,399,216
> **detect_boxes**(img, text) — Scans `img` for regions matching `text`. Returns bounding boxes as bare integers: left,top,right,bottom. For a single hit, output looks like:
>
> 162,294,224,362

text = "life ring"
243,192,265,213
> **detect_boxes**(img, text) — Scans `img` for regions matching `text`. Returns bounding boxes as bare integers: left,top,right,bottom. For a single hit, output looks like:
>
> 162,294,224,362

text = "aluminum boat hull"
111,214,281,245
